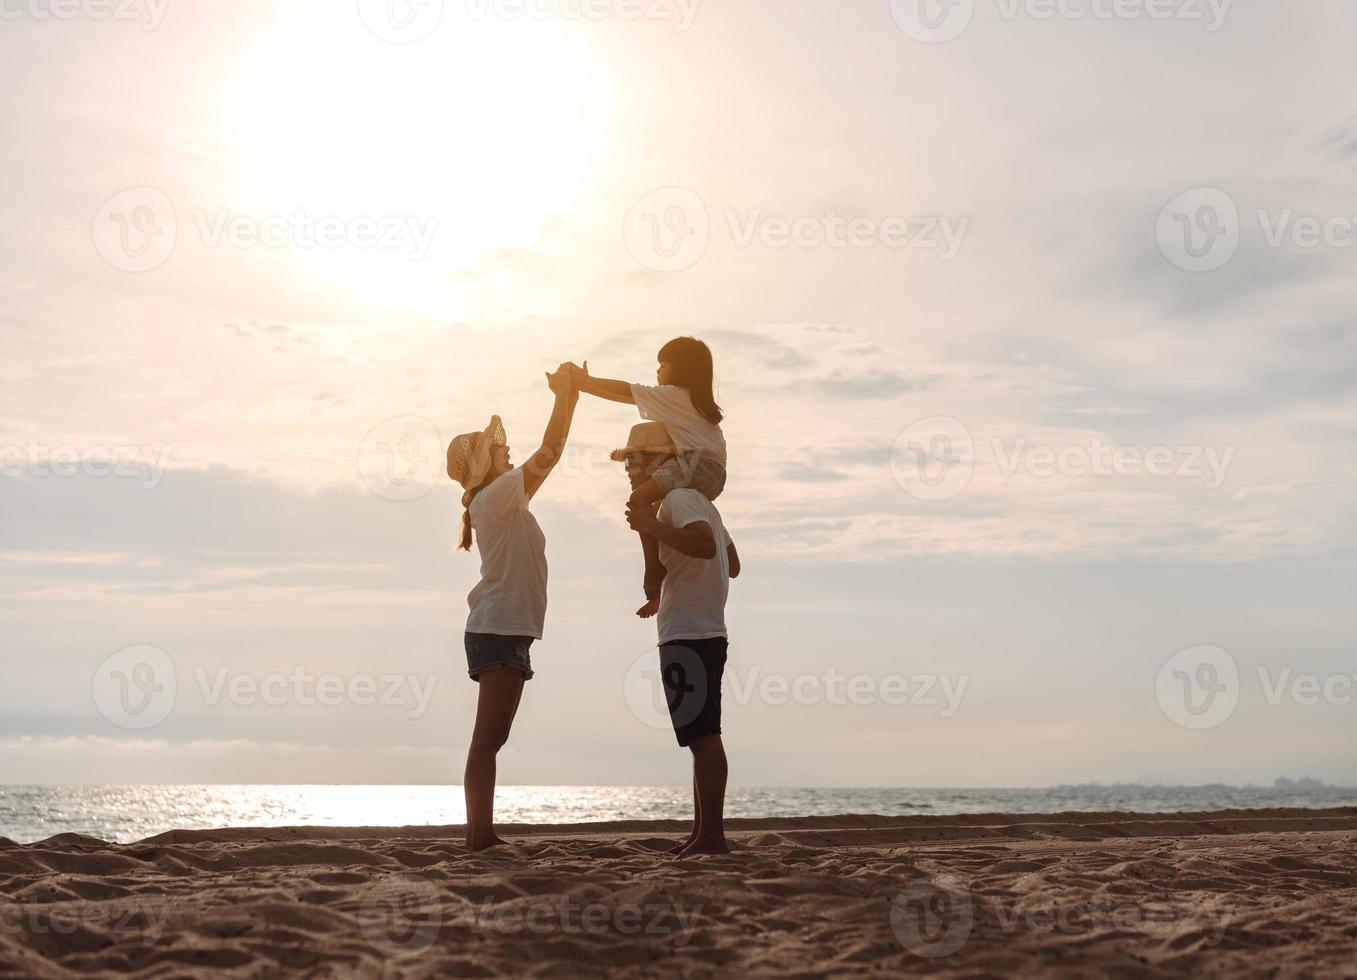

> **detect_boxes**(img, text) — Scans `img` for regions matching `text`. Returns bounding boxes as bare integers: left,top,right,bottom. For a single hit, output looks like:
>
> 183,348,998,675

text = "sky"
1,0,1354,787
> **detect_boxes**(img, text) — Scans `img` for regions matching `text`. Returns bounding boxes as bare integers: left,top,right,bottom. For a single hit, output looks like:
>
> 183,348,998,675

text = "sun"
221,5,601,258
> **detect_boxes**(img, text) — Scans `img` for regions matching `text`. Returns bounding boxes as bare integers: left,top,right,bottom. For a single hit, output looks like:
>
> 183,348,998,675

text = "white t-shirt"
630,384,727,466
655,489,732,646
465,468,548,639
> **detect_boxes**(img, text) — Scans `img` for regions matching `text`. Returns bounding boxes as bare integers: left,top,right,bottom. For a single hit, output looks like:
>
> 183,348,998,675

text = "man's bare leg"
677,735,729,857
669,773,700,854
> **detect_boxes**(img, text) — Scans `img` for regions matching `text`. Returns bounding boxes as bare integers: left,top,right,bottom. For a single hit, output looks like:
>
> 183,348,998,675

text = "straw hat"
611,422,675,462
447,415,507,504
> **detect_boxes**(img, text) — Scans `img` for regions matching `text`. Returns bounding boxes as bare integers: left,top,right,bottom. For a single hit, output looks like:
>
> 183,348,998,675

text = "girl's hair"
658,336,723,425
457,451,497,552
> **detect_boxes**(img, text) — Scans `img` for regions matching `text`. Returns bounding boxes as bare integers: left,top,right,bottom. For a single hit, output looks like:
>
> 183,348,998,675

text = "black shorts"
660,637,728,747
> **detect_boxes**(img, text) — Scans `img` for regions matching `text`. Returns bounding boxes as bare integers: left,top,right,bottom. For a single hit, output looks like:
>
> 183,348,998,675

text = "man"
617,422,741,857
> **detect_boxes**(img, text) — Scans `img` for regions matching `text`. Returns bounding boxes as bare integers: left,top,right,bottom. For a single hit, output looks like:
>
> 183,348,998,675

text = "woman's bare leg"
464,668,525,851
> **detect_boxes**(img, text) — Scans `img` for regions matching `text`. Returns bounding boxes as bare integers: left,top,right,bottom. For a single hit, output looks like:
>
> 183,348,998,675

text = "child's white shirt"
629,383,727,466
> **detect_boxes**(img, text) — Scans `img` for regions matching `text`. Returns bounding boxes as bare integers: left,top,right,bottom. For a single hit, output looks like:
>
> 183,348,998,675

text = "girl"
575,336,726,617
446,363,578,850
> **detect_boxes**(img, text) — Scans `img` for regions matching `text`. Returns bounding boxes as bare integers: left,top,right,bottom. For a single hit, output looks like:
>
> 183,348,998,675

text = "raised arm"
522,364,580,499
574,360,635,405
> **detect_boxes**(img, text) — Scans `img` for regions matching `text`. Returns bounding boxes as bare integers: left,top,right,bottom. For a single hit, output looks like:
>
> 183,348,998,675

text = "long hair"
457,477,496,551
658,336,723,425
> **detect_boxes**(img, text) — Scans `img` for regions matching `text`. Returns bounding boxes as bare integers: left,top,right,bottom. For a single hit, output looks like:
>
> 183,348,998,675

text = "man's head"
612,422,674,491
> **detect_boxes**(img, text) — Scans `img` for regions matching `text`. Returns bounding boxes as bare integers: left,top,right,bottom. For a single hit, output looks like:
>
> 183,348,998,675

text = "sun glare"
221,5,601,281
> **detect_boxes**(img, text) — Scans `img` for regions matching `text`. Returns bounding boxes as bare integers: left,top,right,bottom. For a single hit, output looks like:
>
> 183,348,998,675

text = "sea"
3,784,1354,845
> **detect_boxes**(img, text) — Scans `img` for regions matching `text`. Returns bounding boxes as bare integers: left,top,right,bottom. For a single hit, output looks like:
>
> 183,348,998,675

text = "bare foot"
467,834,509,852
636,597,660,619
676,838,731,858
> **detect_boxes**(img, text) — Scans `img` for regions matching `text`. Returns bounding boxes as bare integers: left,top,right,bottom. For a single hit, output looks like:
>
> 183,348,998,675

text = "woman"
446,363,578,850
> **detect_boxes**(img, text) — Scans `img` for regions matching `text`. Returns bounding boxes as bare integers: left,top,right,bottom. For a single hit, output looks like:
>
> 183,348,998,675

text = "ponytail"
457,479,494,551
458,504,474,551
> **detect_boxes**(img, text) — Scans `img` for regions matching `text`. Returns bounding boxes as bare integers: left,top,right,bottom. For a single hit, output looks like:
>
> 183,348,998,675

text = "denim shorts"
651,450,726,500
465,632,535,682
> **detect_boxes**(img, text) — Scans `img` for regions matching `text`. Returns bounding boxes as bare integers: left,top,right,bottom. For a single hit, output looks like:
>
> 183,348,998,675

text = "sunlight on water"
3,784,1355,844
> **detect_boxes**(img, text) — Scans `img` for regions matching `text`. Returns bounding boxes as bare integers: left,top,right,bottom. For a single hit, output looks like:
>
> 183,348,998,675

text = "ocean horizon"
5,782,1355,845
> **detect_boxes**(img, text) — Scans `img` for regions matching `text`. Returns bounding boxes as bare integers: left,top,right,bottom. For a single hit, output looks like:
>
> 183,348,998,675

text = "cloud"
800,368,926,400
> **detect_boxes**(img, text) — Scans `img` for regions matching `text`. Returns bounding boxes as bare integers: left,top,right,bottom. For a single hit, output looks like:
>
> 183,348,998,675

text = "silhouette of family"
445,338,738,854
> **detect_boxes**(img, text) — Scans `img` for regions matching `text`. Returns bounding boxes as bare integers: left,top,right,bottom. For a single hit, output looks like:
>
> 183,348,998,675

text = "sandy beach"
1,807,1354,977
